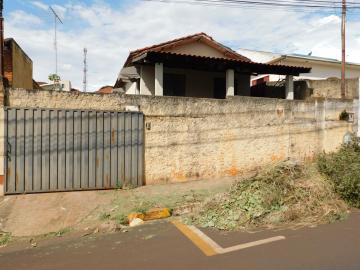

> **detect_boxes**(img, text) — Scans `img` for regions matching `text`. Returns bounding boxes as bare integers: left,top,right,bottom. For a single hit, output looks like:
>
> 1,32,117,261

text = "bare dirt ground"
0,175,236,243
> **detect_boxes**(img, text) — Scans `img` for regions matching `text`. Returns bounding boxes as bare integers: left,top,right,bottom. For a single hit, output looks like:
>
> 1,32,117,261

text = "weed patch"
0,232,11,246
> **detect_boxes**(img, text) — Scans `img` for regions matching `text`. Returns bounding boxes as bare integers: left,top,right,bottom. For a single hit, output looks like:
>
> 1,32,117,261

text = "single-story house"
115,33,310,100
237,48,360,85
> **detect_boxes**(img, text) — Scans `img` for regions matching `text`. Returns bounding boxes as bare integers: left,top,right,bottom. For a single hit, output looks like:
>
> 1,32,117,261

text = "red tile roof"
124,32,251,67
97,86,114,94
133,51,311,75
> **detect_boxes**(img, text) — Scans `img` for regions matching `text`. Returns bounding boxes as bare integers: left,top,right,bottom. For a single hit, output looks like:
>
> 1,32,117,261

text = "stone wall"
5,89,357,187
306,78,359,99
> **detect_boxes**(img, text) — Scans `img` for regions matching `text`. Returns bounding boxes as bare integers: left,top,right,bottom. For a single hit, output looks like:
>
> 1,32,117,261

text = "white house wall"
140,65,155,95
133,65,251,98
277,59,360,79
164,42,228,58
124,81,138,95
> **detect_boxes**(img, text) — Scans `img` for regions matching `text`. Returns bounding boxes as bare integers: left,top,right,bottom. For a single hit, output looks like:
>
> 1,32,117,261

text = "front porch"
132,51,310,100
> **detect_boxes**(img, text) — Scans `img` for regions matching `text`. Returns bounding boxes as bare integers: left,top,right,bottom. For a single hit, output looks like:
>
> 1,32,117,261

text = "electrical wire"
142,0,360,12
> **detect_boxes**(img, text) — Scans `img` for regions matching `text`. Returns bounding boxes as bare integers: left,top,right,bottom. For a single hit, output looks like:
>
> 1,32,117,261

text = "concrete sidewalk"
1,210,359,270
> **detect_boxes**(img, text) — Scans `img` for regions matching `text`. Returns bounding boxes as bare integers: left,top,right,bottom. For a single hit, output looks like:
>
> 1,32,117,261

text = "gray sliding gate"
4,107,144,194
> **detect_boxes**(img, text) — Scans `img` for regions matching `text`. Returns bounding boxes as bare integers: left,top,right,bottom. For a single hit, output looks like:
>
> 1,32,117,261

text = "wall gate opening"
5,108,144,194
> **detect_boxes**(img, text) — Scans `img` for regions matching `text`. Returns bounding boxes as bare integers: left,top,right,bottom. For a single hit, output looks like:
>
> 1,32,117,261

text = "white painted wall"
126,65,251,98
124,81,138,95
238,48,281,63
165,41,229,58
239,49,360,83
278,58,360,80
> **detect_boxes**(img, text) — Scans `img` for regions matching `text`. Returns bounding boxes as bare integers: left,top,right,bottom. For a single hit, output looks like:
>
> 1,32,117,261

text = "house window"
164,73,186,97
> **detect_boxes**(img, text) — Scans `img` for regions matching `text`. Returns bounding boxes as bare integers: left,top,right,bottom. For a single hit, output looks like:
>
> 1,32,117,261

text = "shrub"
339,110,350,121
318,137,360,208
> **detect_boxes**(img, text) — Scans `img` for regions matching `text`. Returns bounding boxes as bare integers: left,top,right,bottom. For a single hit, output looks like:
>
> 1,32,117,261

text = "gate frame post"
0,106,4,196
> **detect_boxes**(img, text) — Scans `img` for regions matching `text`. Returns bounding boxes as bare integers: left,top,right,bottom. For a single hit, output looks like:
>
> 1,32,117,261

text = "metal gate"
4,107,144,194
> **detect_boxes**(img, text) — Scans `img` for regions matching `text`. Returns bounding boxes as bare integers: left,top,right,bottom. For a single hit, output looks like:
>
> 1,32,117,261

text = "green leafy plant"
318,137,360,208
0,232,11,246
48,74,60,83
339,110,350,121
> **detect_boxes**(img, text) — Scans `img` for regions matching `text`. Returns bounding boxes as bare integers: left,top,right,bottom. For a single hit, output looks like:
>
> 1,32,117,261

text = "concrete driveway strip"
0,211,359,270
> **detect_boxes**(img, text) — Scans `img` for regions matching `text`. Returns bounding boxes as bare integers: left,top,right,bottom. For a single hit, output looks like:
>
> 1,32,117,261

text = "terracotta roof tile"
124,32,250,66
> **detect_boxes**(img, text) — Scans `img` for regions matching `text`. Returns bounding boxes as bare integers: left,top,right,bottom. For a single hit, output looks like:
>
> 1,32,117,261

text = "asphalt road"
1,210,360,270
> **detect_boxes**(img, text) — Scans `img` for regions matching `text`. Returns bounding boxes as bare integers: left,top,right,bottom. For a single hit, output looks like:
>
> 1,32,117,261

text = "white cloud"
8,10,43,26
5,1,360,91
31,1,48,11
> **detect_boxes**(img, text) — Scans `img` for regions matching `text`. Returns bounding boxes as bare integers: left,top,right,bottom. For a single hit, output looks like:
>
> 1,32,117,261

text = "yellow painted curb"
144,208,171,221
171,221,217,256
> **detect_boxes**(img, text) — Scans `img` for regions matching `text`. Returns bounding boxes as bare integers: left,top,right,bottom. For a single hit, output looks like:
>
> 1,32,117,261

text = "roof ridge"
130,32,213,54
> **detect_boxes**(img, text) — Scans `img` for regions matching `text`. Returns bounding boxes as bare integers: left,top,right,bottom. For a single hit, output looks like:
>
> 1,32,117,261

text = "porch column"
155,62,164,96
226,69,235,97
285,75,294,100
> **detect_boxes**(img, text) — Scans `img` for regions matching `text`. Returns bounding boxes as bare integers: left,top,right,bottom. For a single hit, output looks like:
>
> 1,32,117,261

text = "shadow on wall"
251,81,312,100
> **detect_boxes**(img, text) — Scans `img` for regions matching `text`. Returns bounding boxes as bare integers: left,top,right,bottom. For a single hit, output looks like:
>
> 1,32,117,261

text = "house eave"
132,51,311,76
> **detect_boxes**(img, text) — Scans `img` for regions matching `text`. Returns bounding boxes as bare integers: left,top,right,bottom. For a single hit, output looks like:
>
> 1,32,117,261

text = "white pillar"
285,75,294,100
155,63,164,96
226,69,235,97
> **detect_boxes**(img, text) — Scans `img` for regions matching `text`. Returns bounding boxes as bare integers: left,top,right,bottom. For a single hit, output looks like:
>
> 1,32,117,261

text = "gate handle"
7,141,11,161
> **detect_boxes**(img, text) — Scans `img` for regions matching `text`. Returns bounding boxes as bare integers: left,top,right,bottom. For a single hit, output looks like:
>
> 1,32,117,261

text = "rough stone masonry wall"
306,78,360,99
6,89,356,186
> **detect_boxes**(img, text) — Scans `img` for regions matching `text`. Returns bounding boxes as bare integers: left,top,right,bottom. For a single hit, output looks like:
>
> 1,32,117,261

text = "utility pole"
341,0,346,99
0,0,4,78
83,48,87,92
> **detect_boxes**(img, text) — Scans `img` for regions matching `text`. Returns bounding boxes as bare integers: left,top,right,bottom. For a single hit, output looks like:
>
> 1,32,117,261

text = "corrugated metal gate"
4,107,144,194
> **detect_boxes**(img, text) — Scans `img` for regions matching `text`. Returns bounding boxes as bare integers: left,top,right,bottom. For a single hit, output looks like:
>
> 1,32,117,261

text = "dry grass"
186,161,348,231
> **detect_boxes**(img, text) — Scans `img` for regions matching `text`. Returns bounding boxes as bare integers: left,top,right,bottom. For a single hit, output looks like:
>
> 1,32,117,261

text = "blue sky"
4,0,360,90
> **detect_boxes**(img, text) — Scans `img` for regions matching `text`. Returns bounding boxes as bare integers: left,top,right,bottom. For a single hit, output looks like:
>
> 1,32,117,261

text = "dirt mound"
187,161,348,231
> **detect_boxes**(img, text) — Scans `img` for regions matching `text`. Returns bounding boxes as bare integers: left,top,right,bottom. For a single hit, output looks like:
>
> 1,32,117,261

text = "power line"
142,0,360,11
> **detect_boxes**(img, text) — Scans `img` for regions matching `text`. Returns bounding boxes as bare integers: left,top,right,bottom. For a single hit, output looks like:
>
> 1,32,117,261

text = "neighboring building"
115,33,310,100
40,80,72,91
4,38,33,89
97,85,114,94
237,48,360,85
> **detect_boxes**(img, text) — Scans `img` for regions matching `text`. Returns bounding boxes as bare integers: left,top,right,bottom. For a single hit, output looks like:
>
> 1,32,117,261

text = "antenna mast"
50,6,63,77
83,48,88,92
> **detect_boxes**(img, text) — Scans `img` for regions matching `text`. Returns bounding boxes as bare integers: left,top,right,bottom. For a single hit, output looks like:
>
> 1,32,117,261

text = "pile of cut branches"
187,161,348,231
